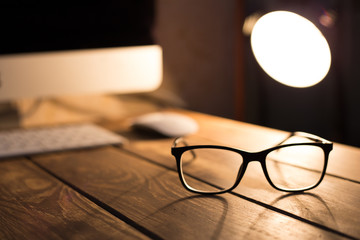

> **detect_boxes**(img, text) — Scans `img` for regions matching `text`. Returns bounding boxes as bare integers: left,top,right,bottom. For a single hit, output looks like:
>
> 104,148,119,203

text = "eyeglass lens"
181,148,243,193
266,145,325,190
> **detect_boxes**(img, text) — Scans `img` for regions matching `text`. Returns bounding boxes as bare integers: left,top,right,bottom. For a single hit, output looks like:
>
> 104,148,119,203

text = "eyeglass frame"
171,131,333,194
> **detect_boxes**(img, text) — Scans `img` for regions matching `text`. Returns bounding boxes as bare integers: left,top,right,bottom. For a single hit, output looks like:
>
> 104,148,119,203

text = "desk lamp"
249,11,331,88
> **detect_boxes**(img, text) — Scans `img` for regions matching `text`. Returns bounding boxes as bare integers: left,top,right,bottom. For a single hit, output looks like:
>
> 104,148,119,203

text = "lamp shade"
250,11,331,88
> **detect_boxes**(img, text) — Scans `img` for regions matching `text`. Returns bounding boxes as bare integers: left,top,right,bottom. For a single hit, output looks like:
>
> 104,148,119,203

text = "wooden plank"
101,109,360,238
0,158,149,240
122,134,360,239
33,147,352,240
187,110,360,183
101,109,360,183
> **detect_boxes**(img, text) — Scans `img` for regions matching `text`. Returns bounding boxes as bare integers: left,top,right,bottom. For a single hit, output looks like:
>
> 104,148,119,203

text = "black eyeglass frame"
171,132,333,194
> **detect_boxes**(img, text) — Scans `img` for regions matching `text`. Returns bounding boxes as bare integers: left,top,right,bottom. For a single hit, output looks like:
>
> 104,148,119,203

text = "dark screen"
0,1,154,54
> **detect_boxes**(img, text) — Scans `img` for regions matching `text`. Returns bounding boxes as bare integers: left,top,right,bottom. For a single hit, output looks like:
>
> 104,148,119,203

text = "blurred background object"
154,0,360,147
1,0,359,147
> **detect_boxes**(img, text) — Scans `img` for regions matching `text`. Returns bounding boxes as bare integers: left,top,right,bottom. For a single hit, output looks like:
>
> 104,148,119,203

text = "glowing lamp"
250,11,331,88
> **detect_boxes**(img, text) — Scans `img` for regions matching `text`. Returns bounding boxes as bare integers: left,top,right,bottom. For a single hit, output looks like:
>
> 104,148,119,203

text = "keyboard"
0,123,125,158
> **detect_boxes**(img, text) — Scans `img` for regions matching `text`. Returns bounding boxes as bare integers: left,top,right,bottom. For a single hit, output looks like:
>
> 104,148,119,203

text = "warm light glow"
250,11,331,88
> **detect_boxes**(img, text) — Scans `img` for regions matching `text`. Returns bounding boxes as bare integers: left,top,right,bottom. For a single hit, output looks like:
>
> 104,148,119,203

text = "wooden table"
1,109,359,240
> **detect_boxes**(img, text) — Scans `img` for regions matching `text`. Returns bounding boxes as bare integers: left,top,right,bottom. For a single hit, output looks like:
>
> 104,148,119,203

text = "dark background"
243,0,360,147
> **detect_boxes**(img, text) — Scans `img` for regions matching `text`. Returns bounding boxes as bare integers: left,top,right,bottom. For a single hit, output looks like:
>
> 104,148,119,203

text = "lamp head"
250,11,331,88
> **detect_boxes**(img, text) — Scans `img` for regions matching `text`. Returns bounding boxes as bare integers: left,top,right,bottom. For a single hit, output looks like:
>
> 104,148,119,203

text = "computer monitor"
0,1,162,102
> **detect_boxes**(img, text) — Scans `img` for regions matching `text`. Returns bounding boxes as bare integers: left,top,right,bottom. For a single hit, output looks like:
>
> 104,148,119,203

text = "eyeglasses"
171,132,333,194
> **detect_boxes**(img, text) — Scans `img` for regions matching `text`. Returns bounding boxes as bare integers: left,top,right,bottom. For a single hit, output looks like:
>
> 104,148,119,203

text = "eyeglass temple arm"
173,138,197,159
274,131,330,147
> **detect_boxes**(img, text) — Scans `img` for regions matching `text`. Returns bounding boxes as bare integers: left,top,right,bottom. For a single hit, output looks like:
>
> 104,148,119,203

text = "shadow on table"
140,195,229,240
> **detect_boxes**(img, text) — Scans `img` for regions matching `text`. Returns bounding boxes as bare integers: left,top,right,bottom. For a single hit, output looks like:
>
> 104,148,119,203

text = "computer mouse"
131,112,198,137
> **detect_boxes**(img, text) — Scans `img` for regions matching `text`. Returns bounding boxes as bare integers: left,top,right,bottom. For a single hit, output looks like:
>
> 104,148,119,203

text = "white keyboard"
0,123,125,158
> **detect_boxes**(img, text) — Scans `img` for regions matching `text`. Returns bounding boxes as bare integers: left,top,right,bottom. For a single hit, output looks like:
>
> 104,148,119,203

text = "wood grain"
101,109,360,182
32,147,352,240
181,110,360,183
123,134,360,239
0,159,149,240
99,109,360,239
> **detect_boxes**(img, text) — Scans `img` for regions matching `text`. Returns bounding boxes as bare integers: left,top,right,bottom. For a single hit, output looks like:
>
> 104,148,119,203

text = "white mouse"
131,112,198,137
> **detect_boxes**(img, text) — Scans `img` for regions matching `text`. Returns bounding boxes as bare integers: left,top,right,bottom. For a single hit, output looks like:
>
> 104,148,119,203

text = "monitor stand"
0,94,161,129
0,102,21,129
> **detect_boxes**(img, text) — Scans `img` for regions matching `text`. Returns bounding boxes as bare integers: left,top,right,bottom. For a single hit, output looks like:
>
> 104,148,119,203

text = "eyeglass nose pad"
236,163,245,181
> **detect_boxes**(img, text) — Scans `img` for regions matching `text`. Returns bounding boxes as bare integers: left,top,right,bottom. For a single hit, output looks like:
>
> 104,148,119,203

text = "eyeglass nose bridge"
241,151,266,164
